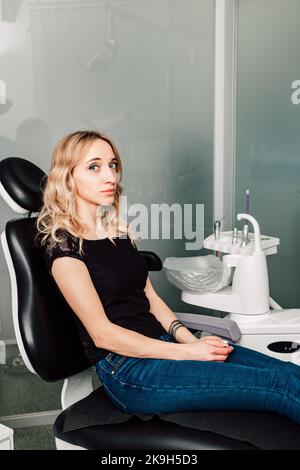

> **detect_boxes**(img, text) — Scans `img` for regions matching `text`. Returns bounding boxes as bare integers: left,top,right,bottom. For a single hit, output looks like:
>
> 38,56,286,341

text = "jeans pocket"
105,354,128,376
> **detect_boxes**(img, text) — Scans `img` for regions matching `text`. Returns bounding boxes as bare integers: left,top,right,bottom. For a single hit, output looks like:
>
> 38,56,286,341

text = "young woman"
37,130,300,424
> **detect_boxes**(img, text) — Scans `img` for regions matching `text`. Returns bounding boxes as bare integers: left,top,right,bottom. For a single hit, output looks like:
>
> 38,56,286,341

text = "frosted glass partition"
235,0,300,307
0,0,215,418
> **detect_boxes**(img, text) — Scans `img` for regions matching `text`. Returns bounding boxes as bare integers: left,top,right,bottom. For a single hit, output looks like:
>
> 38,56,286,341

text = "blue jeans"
95,333,300,425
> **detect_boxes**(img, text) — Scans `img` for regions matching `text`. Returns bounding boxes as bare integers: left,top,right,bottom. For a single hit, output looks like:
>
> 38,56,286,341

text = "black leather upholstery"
137,251,162,271
5,217,89,381
58,384,300,450
0,157,46,213
54,410,257,450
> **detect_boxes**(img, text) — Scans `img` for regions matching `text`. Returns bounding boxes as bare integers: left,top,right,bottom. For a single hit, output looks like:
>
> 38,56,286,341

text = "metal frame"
214,0,237,230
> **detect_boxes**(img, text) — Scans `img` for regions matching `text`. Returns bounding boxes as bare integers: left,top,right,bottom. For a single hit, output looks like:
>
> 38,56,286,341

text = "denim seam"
102,378,300,417
99,359,296,397
100,356,127,375
105,358,115,367
106,376,300,404
112,356,127,374
102,383,128,412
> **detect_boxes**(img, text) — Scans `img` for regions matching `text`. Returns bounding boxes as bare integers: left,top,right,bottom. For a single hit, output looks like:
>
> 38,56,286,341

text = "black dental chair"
1,156,300,450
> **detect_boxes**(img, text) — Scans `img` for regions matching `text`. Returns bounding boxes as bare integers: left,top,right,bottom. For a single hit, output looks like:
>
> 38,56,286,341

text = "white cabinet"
0,423,14,450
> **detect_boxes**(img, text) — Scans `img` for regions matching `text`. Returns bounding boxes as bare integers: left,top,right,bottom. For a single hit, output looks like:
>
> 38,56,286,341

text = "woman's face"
72,138,119,208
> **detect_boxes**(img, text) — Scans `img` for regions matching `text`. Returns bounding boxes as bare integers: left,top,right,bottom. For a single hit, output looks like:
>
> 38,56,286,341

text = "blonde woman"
37,130,300,424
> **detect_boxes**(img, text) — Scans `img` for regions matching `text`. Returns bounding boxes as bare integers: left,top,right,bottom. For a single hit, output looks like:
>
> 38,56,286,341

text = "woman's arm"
144,277,198,344
51,259,232,362
51,257,183,360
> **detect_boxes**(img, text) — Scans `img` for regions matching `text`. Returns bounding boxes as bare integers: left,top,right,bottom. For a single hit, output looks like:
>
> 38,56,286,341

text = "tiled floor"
0,353,62,416
1,350,101,451
13,425,56,450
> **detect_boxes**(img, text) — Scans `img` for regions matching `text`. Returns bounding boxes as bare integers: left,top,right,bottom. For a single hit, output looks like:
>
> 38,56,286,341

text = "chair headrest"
0,157,46,214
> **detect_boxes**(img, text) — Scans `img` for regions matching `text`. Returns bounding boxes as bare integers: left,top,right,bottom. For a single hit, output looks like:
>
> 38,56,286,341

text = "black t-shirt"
43,229,165,364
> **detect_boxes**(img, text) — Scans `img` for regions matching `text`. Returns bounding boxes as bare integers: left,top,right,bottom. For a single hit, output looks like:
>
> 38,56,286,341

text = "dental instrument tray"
204,231,280,256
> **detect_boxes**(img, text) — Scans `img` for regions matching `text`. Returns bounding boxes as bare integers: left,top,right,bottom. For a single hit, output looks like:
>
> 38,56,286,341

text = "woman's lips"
101,189,115,194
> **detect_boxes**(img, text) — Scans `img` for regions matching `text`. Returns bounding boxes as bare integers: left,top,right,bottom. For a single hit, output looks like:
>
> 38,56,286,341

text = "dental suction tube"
237,213,262,253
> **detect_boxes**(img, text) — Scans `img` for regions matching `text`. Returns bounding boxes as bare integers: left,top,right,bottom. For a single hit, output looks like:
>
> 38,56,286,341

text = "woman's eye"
88,162,118,171
89,164,99,171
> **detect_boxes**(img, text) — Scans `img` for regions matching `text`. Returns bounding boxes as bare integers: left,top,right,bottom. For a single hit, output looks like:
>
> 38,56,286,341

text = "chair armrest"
174,312,241,342
139,251,162,271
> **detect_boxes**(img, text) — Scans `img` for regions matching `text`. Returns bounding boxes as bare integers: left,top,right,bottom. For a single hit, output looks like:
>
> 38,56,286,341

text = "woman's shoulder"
42,229,84,274
44,228,79,254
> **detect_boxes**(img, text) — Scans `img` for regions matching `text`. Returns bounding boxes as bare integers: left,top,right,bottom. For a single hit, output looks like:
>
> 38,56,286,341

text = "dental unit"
163,191,300,365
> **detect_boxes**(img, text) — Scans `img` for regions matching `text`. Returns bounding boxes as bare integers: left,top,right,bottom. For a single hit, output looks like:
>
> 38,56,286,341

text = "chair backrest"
0,157,162,382
0,157,89,381
2,216,89,381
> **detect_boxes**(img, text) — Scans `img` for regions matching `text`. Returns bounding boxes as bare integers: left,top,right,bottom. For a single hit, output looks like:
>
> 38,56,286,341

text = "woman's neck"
83,222,118,240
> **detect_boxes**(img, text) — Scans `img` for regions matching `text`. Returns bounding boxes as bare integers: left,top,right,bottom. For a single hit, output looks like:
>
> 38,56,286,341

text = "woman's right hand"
179,336,234,362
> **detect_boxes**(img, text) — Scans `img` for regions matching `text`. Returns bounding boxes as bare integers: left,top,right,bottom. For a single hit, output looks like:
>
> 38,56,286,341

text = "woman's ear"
66,170,76,192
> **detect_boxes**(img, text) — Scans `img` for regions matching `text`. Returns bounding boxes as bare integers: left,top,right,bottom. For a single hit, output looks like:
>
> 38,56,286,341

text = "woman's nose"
101,163,117,181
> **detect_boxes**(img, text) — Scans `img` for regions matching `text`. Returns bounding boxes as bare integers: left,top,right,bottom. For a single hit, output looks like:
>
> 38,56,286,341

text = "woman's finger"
202,336,230,345
213,345,234,354
204,339,231,348
202,335,222,341
205,339,228,348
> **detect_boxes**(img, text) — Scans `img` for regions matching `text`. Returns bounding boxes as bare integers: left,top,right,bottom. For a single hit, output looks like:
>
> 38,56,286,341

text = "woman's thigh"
98,349,297,415
163,332,300,376
227,343,300,375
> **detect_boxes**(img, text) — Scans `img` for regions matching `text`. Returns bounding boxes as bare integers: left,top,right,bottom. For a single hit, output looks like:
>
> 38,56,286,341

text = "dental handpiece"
214,220,221,240
214,216,225,258
213,216,225,240
240,224,250,248
244,189,250,227
245,189,250,214
232,227,239,244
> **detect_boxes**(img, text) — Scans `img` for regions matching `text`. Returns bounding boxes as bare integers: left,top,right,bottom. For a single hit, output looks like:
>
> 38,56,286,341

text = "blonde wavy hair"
36,130,138,255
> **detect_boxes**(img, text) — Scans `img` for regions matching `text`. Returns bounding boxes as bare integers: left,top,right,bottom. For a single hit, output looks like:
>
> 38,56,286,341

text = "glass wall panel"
235,0,300,307
0,0,214,417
